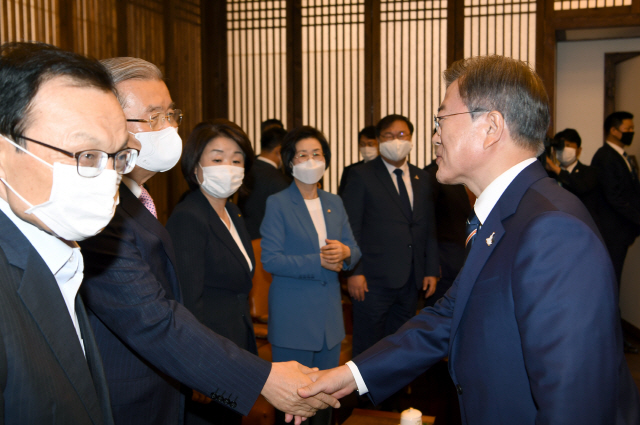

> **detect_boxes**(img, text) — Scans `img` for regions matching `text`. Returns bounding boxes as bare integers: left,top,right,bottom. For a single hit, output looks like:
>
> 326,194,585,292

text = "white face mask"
360,146,378,162
292,159,326,185
556,147,577,167
380,139,413,162
0,135,120,241
198,164,244,199
131,126,183,173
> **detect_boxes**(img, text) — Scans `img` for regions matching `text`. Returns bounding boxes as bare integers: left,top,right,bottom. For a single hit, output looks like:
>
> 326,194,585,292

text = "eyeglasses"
433,110,486,135
294,152,324,161
127,109,183,131
19,135,138,177
379,131,411,142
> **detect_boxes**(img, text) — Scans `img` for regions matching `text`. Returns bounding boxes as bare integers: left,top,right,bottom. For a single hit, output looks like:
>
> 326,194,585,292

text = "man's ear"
483,110,504,150
577,147,582,158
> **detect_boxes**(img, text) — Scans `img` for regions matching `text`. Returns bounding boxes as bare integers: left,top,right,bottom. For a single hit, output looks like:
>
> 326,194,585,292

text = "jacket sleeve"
80,210,271,416
340,168,366,275
260,195,324,280
556,166,598,196
336,197,361,271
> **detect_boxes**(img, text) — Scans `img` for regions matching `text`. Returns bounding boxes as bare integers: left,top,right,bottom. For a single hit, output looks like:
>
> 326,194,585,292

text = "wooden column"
286,0,302,130
364,0,381,126
201,0,228,121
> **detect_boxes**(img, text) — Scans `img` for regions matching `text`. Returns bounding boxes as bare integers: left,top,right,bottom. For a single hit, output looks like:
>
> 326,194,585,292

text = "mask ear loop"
195,162,204,185
1,135,54,170
0,177,35,209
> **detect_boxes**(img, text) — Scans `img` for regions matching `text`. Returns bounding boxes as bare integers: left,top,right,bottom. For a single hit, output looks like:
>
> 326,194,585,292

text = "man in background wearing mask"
79,57,338,425
341,114,439,360
592,111,640,353
545,128,599,223
238,126,291,240
0,42,135,425
338,126,378,196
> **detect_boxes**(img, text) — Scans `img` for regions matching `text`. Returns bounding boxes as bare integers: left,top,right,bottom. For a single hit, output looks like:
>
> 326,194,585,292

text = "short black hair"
181,118,255,192
0,42,115,147
358,125,377,142
376,114,414,137
604,111,634,135
261,127,287,152
261,118,284,133
554,128,582,148
281,126,331,177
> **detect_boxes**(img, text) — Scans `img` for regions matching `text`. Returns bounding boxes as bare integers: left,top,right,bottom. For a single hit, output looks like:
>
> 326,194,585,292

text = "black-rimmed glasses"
19,135,138,177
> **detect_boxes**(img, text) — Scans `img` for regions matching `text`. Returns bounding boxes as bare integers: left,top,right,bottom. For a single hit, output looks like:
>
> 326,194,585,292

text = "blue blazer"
354,162,640,424
261,183,361,352
0,210,113,425
79,184,271,425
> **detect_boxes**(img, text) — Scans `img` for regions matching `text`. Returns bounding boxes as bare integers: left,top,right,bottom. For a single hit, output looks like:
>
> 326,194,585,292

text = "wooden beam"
554,6,640,29
449,0,465,65
58,0,74,52
115,0,128,56
537,0,556,134
286,0,302,130
365,0,380,126
201,0,228,120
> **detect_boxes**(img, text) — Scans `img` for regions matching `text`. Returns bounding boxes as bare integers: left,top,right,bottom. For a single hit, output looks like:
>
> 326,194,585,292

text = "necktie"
623,152,638,180
465,209,480,257
393,168,412,220
139,186,158,219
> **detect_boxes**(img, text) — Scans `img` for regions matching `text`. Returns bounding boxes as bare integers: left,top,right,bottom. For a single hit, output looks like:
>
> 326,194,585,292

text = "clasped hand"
320,239,350,272
261,361,341,424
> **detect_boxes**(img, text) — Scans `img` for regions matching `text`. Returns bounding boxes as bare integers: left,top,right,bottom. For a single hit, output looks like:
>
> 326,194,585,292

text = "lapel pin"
327,209,331,213
414,175,419,179
238,214,242,217
486,232,495,246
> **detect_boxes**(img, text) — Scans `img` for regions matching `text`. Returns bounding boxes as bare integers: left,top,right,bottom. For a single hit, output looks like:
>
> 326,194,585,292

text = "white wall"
556,38,640,327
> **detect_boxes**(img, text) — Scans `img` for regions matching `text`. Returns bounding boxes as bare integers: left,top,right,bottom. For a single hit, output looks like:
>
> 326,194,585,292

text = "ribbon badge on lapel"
486,232,495,246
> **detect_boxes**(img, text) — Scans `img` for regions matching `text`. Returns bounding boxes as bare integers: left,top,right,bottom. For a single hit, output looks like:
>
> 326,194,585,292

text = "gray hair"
100,57,163,107
444,55,550,155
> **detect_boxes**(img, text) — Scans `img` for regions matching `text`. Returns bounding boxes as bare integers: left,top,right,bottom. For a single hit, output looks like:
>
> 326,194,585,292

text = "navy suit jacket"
354,162,640,424
0,210,113,425
591,143,640,246
261,183,361,351
79,184,271,425
341,156,439,288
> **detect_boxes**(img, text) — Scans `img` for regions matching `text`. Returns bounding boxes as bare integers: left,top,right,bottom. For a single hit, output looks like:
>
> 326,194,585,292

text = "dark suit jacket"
337,160,364,196
166,190,258,354
354,162,640,424
238,158,290,240
591,143,640,246
550,161,600,228
341,156,439,288
0,210,113,425
79,185,271,425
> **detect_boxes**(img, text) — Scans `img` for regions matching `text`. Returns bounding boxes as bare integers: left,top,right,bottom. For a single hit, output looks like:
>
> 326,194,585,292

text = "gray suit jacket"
0,210,113,425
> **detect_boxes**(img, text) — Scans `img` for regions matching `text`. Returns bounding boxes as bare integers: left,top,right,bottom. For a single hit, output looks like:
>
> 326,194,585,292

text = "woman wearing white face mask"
260,126,361,425
165,119,256,425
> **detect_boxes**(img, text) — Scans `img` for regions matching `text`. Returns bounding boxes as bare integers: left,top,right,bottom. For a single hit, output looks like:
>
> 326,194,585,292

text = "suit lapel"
409,166,424,222
449,162,548,344
17,247,103,425
373,157,412,222
318,191,339,241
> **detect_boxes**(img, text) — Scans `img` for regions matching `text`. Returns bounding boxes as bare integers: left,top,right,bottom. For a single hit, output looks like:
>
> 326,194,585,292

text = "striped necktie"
465,209,480,258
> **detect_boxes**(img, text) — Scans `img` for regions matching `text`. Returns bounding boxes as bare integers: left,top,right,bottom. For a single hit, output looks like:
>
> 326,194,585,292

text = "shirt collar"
122,176,142,198
257,156,278,169
0,196,75,275
607,141,626,157
381,156,409,175
474,158,537,224
563,160,578,174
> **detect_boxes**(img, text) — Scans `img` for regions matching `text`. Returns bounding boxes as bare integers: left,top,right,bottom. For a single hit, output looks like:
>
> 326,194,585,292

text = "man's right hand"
347,275,368,301
261,361,340,425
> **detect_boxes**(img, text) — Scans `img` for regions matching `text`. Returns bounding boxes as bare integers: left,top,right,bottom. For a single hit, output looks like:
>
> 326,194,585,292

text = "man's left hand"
423,276,437,298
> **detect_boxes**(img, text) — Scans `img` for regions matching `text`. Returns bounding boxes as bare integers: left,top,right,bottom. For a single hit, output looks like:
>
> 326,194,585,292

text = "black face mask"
620,131,635,146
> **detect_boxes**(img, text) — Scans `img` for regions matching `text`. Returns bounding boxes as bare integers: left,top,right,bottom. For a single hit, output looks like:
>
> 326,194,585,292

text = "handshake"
260,362,359,424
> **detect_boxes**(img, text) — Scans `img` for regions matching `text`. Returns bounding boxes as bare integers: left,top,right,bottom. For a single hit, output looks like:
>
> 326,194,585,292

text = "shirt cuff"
346,360,369,395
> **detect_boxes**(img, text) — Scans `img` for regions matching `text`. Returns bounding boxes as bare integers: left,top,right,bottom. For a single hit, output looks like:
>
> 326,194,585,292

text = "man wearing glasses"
341,114,439,363
78,57,337,425
0,42,136,424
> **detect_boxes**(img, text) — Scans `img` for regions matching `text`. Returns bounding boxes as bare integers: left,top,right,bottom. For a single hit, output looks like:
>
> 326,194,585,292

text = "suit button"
231,401,237,408
408,244,412,248
456,384,463,395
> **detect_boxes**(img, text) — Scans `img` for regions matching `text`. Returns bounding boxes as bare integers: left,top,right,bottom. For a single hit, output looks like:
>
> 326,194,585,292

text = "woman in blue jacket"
260,126,361,425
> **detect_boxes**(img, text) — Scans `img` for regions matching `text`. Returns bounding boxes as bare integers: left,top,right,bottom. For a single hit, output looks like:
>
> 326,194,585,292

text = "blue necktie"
393,169,412,220
623,152,638,180
465,209,480,258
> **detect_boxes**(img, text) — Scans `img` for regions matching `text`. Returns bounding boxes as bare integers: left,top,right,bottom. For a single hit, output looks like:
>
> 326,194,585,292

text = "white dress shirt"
122,175,142,198
257,156,278,169
304,197,328,248
221,208,253,272
0,197,85,354
346,157,537,394
382,157,413,208
606,141,633,172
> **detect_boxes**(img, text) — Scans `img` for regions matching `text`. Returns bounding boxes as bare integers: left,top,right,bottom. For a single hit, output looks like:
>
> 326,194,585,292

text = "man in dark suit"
545,128,599,224
591,112,640,287
301,56,640,424
79,57,337,425
337,126,378,196
341,114,439,358
0,42,132,425
238,127,290,239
